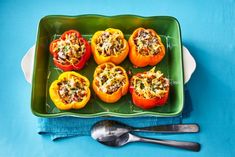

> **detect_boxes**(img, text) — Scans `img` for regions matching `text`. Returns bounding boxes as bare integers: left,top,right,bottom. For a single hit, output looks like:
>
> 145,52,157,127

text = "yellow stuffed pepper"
129,28,165,67
91,28,129,65
92,62,129,103
49,71,91,110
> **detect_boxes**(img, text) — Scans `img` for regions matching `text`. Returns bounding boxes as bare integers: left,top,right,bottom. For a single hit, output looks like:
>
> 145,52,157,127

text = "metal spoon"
91,120,199,142
97,132,200,152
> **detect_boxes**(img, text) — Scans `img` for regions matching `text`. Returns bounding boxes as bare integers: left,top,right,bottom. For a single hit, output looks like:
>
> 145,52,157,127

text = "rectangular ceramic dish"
31,15,184,118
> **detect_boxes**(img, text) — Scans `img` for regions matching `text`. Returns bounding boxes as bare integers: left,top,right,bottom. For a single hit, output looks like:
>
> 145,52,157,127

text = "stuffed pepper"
49,30,91,71
129,67,169,109
49,71,91,110
91,28,129,65
93,62,129,103
129,28,165,67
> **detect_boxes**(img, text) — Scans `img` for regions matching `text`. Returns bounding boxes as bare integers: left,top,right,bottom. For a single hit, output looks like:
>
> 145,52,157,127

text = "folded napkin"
38,116,181,140
38,90,192,141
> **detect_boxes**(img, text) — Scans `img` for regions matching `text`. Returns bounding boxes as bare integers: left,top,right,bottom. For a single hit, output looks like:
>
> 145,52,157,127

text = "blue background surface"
1,0,235,156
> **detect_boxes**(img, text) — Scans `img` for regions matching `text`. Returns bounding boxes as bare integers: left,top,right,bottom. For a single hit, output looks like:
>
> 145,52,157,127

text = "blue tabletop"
1,0,235,156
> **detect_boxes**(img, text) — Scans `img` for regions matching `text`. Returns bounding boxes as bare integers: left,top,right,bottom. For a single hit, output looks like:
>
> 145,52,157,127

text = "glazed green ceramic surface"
31,15,184,117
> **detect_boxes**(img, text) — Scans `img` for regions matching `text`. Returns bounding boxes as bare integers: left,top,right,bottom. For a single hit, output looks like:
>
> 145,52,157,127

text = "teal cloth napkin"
38,91,192,141
38,116,182,140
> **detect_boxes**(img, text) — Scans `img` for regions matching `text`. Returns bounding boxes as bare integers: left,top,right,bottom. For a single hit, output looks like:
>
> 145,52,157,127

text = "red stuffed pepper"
129,67,169,109
49,30,91,71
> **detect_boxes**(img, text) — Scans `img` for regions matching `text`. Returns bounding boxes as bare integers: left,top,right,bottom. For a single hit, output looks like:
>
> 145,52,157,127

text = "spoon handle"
131,134,200,152
134,124,199,133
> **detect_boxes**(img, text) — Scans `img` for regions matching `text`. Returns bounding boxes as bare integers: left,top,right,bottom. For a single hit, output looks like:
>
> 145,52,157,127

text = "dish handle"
21,45,196,84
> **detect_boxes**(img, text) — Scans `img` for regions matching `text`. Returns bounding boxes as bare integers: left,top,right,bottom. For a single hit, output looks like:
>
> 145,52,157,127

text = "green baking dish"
31,15,184,118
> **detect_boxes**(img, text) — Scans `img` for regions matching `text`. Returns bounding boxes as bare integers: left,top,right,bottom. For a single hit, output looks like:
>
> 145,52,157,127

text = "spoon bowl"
99,133,130,147
91,120,132,142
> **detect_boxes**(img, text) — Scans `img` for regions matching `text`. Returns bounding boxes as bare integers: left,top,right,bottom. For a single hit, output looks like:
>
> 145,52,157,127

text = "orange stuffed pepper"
92,62,129,103
129,28,165,67
49,71,91,110
91,28,129,65
129,67,169,109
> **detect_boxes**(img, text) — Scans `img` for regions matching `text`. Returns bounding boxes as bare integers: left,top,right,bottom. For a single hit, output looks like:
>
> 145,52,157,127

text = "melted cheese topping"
95,64,126,94
131,67,169,99
96,31,124,56
134,29,161,56
57,75,88,104
53,33,86,65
